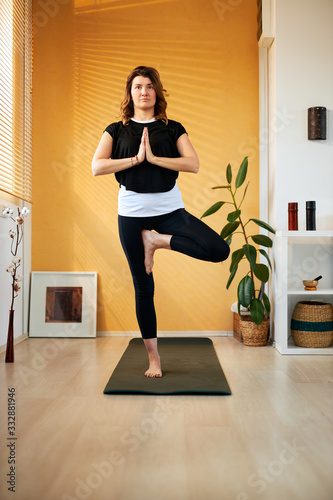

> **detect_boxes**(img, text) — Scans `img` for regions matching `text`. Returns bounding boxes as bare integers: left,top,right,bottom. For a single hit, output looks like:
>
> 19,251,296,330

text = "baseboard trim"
0,333,29,353
97,331,234,338
0,332,234,350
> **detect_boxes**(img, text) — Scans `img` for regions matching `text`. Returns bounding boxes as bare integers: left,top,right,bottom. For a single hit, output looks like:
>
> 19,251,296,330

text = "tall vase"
5,310,14,363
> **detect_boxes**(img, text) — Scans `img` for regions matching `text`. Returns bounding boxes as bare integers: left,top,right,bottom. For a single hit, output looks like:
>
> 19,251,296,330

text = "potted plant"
201,157,275,346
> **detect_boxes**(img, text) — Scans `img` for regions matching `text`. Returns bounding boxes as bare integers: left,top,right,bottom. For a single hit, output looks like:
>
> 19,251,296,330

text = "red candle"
288,202,298,230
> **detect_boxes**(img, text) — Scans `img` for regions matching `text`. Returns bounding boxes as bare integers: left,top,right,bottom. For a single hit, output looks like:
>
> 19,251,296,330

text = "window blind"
257,0,263,42
0,0,33,203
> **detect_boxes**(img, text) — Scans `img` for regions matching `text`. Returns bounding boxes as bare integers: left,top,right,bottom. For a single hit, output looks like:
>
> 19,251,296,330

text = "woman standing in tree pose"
92,66,230,378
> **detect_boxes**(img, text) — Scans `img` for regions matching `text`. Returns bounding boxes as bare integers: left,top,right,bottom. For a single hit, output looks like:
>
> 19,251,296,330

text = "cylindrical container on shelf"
291,301,333,348
308,107,326,140
306,201,316,230
288,202,298,230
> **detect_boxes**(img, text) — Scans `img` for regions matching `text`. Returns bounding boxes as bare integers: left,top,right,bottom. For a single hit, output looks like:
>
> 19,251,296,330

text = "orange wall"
32,0,259,333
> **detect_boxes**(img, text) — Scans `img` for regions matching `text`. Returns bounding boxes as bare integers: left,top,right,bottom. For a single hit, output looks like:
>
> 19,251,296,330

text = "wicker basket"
291,301,333,348
240,317,270,346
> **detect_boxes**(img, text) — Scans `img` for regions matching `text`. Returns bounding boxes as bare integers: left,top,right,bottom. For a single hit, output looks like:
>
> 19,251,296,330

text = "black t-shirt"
104,119,187,193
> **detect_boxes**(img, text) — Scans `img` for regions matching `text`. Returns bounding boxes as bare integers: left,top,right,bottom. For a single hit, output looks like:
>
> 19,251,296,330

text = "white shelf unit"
274,231,333,354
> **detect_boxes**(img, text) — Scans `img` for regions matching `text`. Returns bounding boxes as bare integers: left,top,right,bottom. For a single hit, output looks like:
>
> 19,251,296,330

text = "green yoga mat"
103,337,231,395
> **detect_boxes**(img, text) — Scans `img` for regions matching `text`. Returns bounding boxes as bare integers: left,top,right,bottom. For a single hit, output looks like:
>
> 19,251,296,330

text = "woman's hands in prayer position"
137,127,199,174
92,125,199,177
137,127,154,164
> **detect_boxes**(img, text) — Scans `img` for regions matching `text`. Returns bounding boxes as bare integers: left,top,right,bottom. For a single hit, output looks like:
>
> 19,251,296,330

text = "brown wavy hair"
120,66,168,125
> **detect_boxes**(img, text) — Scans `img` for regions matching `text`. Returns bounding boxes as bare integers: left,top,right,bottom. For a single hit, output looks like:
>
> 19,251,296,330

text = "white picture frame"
29,272,97,338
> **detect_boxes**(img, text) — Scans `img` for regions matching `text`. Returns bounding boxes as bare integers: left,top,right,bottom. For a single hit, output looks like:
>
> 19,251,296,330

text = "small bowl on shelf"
303,280,318,291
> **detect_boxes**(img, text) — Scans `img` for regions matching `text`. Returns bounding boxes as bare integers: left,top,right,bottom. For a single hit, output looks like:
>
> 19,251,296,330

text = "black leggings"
118,208,230,339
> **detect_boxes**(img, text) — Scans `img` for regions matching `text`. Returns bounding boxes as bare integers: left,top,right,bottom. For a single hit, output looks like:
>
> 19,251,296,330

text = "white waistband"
118,183,185,217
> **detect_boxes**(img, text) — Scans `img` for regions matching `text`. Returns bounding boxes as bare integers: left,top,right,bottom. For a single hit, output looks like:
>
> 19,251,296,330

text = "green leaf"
235,156,248,189
238,276,255,308
239,181,250,207
226,235,232,246
262,292,271,316
243,244,257,270
226,163,232,184
229,248,244,273
253,263,269,283
227,210,241,223
220,221,240,240
251,234,273,248
212,185,230,190
259,249,273,271
226,265,237,289
201,201,225,219
250,218,276,234
250,299,265,325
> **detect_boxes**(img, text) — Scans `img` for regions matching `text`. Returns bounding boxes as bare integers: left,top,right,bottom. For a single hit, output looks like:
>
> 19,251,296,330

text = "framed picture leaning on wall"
29,272,97,338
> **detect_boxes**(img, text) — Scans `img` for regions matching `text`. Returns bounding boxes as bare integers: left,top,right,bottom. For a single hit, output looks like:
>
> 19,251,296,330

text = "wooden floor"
0,336,332,500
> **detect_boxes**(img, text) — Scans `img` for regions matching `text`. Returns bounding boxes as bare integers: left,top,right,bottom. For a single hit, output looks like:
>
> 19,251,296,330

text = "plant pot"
240,316,270,346
233,312,252,342
233,312,242,341
5,309,14,363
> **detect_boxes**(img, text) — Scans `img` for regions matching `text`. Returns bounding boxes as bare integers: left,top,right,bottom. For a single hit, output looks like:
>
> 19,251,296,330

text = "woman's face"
131,76,156,113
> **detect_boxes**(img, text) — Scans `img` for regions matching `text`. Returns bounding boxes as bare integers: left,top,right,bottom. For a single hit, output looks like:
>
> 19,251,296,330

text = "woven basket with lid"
291,301,333,348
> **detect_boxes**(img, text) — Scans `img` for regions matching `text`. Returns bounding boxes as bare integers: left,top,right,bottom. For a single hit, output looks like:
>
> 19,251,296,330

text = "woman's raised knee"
210,238,230,262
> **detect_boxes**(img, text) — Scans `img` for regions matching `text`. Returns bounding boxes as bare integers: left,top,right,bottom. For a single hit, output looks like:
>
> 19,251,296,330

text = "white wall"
267,0,333,231
0,196,31,349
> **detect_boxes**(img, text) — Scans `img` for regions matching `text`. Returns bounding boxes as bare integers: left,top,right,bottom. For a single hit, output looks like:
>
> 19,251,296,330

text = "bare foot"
143,338,162,378
141,230,172,275
145,356,162,378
